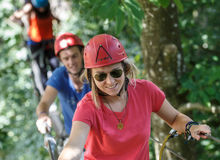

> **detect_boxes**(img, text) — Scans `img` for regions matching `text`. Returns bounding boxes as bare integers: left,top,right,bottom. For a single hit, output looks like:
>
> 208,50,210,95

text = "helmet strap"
116,76,129,96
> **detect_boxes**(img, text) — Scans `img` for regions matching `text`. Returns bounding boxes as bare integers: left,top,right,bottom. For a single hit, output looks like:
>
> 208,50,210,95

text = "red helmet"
84,34,127,68
54,33,84,56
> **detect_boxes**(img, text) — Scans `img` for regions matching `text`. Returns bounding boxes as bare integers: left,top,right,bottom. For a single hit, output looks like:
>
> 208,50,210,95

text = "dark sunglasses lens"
110,69,123,78
94,73,107,81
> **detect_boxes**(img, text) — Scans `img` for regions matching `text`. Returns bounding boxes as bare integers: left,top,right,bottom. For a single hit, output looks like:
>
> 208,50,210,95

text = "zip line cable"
204,134,220,143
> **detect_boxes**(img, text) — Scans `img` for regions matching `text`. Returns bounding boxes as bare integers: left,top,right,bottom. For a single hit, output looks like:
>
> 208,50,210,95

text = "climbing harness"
26,43,47,97
26,39,60,96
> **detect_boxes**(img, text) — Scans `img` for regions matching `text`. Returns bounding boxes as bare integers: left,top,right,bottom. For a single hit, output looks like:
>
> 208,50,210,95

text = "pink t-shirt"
73,79,165,160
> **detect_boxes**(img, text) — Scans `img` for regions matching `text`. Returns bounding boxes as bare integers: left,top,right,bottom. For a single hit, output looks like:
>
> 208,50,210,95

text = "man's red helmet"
54,33,84,56
84,34,127,68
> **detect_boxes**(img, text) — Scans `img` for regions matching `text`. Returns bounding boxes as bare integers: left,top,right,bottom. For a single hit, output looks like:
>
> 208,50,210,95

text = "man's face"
59,46,83,75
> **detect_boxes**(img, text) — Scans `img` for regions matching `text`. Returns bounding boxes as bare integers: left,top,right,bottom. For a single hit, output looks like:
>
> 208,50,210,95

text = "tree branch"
178,103,220,114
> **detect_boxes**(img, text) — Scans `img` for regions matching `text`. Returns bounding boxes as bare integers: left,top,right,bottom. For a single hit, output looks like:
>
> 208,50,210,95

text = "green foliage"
149,0,170,8
0,0,48,159
179,62,220,106
173,0,184,12
0,0,219,159
149,0,184,12
73,0,144,36
116,8,125,34
179,0,220,107
178,0,220,159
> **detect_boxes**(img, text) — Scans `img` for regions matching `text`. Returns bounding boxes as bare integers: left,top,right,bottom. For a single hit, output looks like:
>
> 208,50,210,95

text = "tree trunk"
138,0,197,159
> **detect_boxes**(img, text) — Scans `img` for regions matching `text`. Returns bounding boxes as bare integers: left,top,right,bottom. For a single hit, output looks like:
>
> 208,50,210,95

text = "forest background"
0,0,219,159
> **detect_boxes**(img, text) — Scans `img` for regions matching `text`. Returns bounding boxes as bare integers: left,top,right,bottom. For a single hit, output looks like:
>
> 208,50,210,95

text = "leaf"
115,8,125,35
97,0,119,20
149,0,161,7
159,0,170,8
124,0,144,20
123,0,143,36
173,0,184,13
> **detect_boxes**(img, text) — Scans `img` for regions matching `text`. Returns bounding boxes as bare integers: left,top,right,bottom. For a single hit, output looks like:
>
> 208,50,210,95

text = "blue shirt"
46,66,90,134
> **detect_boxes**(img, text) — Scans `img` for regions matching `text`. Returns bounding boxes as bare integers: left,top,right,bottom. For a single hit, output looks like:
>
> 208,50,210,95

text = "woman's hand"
190,124,211,140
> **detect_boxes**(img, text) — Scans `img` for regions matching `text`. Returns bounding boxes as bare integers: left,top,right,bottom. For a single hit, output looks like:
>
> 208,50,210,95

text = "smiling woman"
92,63,125,96
58,34,211,160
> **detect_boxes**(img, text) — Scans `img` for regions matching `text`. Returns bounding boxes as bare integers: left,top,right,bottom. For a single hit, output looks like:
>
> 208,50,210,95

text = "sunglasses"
94,68,123,82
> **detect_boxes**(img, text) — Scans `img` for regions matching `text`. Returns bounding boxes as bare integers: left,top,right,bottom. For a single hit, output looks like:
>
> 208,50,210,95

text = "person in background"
36,33,90,136
10,0,60,95
58,34,211,160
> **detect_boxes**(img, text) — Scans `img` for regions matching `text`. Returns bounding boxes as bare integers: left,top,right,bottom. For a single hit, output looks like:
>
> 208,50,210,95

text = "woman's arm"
58,121,90,160
156,99,211,140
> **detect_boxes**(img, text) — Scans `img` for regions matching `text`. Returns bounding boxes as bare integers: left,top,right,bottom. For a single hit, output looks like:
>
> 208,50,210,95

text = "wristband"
185,121,199,140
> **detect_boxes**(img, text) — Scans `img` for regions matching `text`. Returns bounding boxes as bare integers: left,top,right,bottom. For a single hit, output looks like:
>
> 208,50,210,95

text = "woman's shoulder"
77,92,97,112
78,92,93,106
128,79,162,95
130,79,156,88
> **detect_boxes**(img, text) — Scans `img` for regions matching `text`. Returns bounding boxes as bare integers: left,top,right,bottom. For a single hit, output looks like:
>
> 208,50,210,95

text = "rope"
150,137,186,160
159,134,171,160
151,129,186,160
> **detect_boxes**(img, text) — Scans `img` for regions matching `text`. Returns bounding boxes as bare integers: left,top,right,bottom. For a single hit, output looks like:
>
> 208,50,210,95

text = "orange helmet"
84,34,127,68
54,33,84,56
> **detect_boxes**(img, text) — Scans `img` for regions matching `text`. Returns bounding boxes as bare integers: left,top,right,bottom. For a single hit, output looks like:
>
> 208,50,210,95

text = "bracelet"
185,121,199,140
